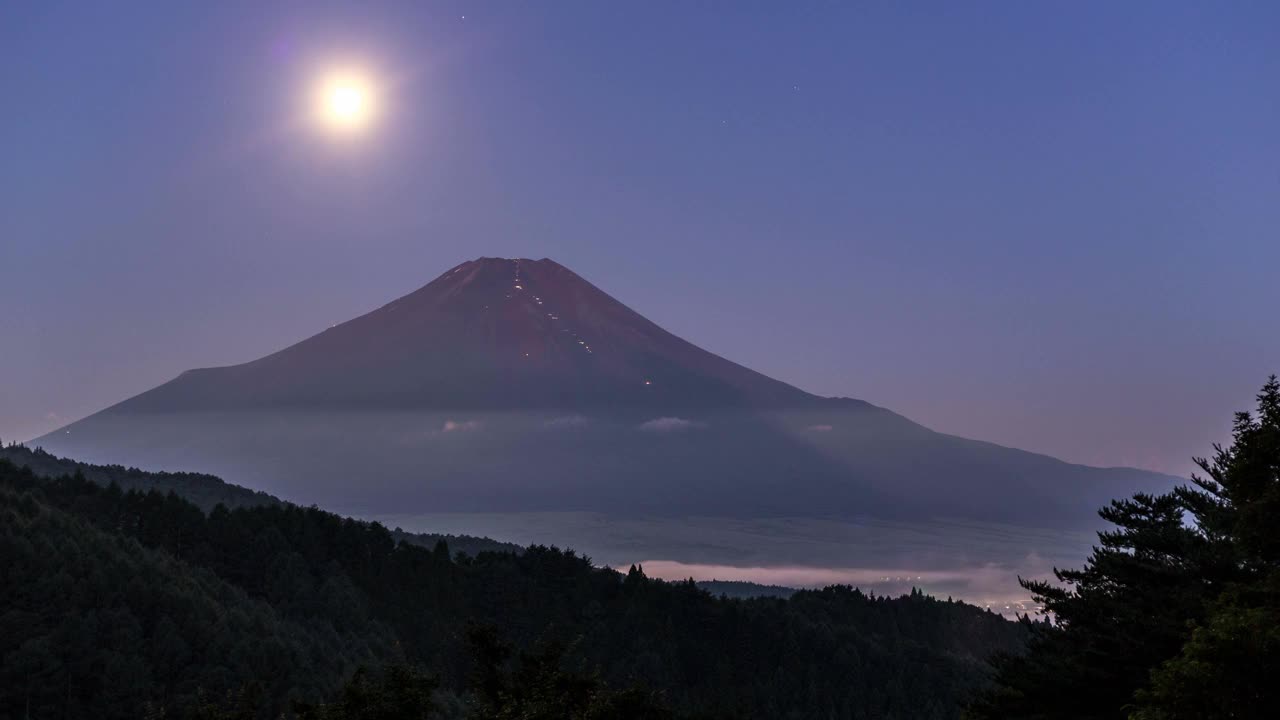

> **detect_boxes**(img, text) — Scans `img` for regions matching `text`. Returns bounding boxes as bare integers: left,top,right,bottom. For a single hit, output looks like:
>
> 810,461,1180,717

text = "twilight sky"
2,1,1277,476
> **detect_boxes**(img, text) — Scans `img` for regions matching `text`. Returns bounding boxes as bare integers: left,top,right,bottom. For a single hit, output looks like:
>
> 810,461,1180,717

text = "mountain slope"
0,443,522,556
0,461,388,719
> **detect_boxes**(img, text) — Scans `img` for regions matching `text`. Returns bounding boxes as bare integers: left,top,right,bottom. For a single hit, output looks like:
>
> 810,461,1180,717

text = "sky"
2,1,1277,476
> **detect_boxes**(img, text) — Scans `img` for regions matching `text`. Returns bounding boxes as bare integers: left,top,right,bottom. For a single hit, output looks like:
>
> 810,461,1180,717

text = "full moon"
314,69,377,134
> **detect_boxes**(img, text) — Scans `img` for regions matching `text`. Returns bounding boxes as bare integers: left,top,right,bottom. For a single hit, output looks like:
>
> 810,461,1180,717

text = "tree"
1131,376,1280,719
969,376,1280,719
465,625,672,720
294,665,439,720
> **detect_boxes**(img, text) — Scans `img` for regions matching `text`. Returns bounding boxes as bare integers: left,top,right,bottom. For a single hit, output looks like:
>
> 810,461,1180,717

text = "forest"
0,445,522,558
0,449,1025,719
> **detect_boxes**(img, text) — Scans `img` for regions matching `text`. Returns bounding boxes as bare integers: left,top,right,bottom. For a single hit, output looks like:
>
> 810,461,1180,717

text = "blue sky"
2,1,1277,474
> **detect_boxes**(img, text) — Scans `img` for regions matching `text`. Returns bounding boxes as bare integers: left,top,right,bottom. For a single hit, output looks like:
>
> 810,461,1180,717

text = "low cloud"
544,415,591,429
636,559,1051,617
806,424,834,432
639,417,703,433
442,419,482,433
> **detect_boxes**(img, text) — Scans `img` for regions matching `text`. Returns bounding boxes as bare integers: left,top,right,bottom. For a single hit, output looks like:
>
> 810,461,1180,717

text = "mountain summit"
116,257,833,413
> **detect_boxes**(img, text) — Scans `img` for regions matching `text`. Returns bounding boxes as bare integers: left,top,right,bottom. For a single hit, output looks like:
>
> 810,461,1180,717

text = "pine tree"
969,376,1280,719
1131,376,1280,719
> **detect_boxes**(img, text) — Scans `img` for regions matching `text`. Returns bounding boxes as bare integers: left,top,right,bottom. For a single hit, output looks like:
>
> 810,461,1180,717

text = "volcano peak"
108,257,826,413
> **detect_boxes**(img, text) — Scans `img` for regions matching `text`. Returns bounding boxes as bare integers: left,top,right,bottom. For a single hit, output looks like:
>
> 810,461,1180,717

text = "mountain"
35,257,1176,526
106,257,843,413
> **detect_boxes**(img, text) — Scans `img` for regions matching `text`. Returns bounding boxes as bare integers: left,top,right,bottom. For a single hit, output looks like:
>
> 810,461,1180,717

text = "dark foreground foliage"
968,376,1280,719
0,450,1024,719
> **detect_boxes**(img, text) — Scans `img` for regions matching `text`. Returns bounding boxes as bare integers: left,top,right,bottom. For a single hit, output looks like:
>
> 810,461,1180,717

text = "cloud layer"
638,417,703,432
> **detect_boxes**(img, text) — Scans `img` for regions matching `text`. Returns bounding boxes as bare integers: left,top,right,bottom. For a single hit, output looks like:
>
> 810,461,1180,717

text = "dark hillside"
0,456,1027,719
0,443,521,557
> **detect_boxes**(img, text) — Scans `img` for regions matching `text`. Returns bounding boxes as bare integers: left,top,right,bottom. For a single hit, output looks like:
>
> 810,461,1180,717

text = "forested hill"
0,442,278,511
0,456,1028,719
0,443,521,557
696,580,797,599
